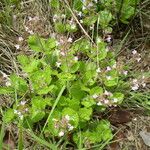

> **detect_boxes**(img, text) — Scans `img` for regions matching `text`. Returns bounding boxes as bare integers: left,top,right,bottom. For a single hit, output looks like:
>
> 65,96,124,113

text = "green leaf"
96,120,113,141
10,74,28,95
90,86,103,95
54,22,66,33
70,83,86,100
50,0,60,9
45,38,57,51
17,55,30,67
31,96,47,109
120,5,135,24
104,77,118,87
98,10,112,29
98,41,107,60
79,107,92,121
70,62,80,73
62,108,79,128
31,109,45,123
83,15,98,26
81,97,96,108
28,35,45,52
4,109,15,123
0,87,13,94
73,0,83,11
112,92,124,104
48,110,62,136
23,59,40,73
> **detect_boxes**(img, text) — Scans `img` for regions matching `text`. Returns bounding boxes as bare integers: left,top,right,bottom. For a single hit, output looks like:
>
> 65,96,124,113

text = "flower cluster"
131,76,147,91
14,101,28,120
52,115,74,137
0,71,11,87
132,50,141,62
92,90,118,107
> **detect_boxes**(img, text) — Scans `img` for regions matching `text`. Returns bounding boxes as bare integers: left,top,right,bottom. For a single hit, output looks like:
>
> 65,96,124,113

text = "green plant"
0,32,128,148
0,0,141,149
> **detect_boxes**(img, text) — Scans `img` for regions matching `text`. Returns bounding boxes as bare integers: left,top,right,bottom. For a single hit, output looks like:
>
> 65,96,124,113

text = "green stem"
41,85,66,134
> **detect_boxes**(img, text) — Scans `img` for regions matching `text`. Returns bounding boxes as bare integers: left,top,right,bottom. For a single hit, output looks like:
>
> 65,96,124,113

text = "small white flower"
65,115,70,121
106,47,109,52
90,26,94,30
74,56,78,61
28,30,34,35
82,6,86,10
133,118,137,121
5,81,11,87
87,2,93,7
52,118,58,121
56,62,61,67
71,24,76,29
104,90,113,96
15,44,20,49
132,50,137,55
60,51,65,56
17,111,21,116
106,35,111,42
20,101,26,106
104,90,109,95
55,41,60,46
113,98,118,103
133,79,138,83
94,0,98,3
104,99,109,104
136,57,141,62
53,14,58,22
33,16,39,21
78,11,82,17
25,108,28,112
68,124,74,131
58,131,64,137
142,83,146,87
123,70,128,76
106,66,111,71
19,115,24,120
18,36,23,41
67,37,73,43
14,110,18,114
61,14,66,18
92,94,98,99
106,76,112,80
97,38,101,43
97,102,102,106
1,72,8,78
112,63,116,68
25,26,29,31
96,68,101,73
28,16,33,21
131,84,139,91
69,19,74,24
13,15,17,19
80,20,83,23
